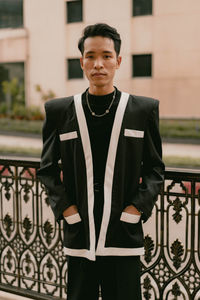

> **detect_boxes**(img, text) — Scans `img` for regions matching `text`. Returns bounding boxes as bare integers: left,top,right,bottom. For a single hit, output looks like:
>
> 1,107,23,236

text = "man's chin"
92,81,107,88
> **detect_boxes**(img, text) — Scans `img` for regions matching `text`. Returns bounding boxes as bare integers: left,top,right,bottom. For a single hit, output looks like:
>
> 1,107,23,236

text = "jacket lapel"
74,93,96,260
96,92,130,253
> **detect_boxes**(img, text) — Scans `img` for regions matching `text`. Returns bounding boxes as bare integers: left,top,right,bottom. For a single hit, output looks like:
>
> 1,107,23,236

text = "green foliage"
0,78,44,120
0,118,43,134
0,145,41,157
35,84,56,102
0,79,48,120
160,119,200,139
0,103,8,115
163,156,200,168
0,105,44,120
10,105,44,120
2,77,25,107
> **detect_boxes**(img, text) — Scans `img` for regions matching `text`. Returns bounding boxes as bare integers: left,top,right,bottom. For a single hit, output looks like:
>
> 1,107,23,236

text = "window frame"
67,58,83,80
0,61,25,104
66,0,83,24
132,0,152,17
132,54,152,78
0,0,23,29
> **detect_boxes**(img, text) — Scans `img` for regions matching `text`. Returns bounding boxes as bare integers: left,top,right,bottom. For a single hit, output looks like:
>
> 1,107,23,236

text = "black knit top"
82,88,121,185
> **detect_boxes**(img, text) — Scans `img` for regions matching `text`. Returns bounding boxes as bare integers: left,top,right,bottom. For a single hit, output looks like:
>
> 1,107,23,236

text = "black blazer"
37,91,165,261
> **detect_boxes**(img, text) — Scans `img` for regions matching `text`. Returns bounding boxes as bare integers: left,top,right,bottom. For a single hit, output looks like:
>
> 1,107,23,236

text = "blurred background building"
0,0,200,117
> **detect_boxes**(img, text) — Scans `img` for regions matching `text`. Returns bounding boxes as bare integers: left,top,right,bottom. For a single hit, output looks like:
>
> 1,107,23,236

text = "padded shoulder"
44,96,74,116
43,96,75,129
128,94,159,114
130,94,158,105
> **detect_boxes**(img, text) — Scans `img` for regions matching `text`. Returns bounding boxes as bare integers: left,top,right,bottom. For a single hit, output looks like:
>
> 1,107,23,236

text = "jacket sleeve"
37,102,75,222
130,100,165,222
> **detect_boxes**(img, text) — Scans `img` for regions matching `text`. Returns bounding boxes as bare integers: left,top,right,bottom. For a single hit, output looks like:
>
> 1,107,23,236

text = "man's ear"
80,57,83,70
116,56,122,69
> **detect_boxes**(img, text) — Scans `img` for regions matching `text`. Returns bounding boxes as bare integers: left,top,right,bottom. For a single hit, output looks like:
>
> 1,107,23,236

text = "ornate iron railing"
0,158,200,300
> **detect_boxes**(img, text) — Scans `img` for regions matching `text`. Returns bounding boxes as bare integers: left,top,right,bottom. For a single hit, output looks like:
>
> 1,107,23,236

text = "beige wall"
0,0,200,117
0,29,27,62
128,0,200,117
24,0,67,106
154,0,200,117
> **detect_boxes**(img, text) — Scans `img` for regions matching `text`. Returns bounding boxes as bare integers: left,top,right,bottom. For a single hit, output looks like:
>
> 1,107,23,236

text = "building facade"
0,0,200,117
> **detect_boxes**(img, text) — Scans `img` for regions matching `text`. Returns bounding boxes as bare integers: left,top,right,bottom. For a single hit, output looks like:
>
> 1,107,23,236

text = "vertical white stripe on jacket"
63,93,96,261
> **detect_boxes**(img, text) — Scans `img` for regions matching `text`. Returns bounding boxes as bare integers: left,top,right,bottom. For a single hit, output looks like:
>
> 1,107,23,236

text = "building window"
67,59,83,79
66,0,83,23
0,62,24,104
132,54,152,77
133,0,152,16
0,0,23,29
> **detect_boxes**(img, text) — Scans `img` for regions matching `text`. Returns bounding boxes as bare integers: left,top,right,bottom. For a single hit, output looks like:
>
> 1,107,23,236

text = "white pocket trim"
59,131,78,141
64,213,81,224
120,212,141,224
124,129,144,138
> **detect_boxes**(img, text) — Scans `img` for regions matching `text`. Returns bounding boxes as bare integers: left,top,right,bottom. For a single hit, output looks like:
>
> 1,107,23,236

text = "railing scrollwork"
0,159,200,299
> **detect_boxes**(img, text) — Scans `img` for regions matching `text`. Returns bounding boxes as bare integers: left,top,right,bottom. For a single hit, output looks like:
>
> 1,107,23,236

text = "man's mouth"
92,73,106,76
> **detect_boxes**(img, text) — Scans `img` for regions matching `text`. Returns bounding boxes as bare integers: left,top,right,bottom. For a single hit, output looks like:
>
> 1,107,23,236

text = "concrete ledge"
0,28,27,40
0,291,31,300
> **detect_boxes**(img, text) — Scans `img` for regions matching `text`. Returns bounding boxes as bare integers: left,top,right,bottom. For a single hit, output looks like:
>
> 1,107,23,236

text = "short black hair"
78,23,121,56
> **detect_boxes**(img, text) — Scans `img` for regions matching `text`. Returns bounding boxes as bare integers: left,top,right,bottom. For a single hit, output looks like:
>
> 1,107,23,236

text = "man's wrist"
63,205,78,217
123,205,142,215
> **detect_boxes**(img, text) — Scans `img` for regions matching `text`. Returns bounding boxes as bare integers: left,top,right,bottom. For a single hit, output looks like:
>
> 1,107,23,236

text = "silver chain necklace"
86,88,116,117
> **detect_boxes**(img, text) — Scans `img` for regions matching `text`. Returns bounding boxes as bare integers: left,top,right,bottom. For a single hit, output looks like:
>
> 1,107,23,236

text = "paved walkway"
0,134,200,158
163,142,200,158
0,134,42,149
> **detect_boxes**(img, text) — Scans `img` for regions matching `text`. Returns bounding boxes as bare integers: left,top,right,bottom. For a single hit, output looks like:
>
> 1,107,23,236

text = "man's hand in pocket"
123,205,141,215
63,205,78,217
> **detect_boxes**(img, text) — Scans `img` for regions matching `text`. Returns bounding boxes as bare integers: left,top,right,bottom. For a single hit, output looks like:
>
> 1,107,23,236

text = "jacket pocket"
64,213,81,224
59,131,78,141
120,212,141,224
124,129,144,138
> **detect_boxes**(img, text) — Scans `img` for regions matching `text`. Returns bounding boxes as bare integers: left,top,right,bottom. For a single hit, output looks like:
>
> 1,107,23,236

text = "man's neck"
88,85,115,96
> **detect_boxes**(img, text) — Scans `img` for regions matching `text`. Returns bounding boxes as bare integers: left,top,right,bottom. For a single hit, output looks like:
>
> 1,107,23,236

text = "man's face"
80,36,121,93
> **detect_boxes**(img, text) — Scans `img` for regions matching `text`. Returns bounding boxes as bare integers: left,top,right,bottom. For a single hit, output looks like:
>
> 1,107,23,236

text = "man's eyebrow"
85,50,113,54
85,51,95,55
103,51,113,54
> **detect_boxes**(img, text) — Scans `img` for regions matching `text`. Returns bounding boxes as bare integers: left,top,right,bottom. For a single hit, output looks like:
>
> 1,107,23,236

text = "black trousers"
66,255,142,300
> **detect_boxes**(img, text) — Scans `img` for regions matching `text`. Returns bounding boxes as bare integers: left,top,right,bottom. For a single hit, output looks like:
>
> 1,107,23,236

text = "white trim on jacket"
63,92,145,260
120,212,141,223
64,213,81,224
96,92,144,257
124,129,144,138
59,131,78,141
63,93,96,261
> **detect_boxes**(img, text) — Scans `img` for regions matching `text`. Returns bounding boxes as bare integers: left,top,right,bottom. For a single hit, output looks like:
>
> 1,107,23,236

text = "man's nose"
94,58,103,69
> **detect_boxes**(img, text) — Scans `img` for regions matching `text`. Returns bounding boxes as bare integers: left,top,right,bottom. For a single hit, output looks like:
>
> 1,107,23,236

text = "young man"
37,23,165,300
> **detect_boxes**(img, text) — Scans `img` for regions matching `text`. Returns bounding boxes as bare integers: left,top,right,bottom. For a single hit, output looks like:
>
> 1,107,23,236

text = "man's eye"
104,55,111,59
86,56,93,59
